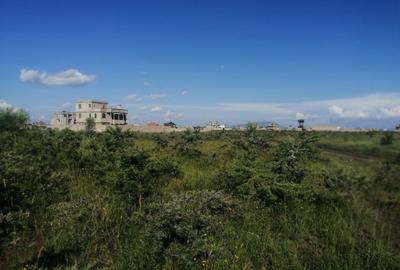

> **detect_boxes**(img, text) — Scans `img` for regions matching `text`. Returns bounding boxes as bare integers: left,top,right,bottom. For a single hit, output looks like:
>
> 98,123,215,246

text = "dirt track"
319,148,383,162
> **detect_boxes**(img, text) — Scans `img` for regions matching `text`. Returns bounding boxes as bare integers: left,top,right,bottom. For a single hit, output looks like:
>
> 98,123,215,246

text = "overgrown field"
1,109,399,269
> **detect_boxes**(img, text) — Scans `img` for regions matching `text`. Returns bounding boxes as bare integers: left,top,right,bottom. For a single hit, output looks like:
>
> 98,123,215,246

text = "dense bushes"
137,191,240,269
0,108,29,132
380,132,394,145
0,109,399,269
272,132,318,183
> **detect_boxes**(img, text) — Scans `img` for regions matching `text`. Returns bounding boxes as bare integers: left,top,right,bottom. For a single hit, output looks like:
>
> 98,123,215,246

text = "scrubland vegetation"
1,108,399,269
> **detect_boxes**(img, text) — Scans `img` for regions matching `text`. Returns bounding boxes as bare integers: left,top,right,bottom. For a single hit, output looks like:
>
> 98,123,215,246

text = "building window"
102,113,106,118
94,113,97,118
78,113,81,118
89,104,91,108
78,104,81,109
89,113,91,118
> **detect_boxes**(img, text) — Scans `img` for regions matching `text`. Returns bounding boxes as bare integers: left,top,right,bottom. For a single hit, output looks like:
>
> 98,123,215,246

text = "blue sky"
0,0,399,128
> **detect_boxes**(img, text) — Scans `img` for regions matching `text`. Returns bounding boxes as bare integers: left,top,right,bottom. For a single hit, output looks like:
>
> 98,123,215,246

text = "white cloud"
378,106,400,118
0,100,19,112
143,81,152,87
219,65,225,69
358,111,369,118
164,110,183,120
216,93,400,120
216,102,290,116
328,105,368,118
148,106,180,119
124,93,167,103
124,94,143,102
295,112,305,120
123,92,400,127
0,100,13,109
146,93,167,99
20,68,95,86
181,90,188,96
61,102,73,109
328,105,345,117
150,106,162,112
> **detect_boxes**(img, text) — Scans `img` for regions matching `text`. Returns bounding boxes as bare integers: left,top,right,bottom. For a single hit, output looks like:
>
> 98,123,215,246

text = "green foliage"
0,108,29,132
371,162,400,211
174,129,202,157
0,114,399,269
380,132,394,145
103,151,181,207
153,134,169,149
139,191,240,269
229,126,270,162
272,132,318,183
85,117,96,133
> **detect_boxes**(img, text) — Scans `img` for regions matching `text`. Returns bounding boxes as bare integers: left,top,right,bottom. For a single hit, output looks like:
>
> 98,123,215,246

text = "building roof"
76,100,108,104
147,121,159,127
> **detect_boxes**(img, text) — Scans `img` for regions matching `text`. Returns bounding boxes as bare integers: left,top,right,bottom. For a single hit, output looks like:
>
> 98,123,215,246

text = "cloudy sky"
0,0,399,128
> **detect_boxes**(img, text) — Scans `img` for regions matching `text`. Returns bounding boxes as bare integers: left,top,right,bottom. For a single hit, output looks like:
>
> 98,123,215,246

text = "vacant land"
1,109,399,269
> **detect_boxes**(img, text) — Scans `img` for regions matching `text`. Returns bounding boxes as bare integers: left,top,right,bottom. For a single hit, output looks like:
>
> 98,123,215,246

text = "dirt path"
319,147,383,162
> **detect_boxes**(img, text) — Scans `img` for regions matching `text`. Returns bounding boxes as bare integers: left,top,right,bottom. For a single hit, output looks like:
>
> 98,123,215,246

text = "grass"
317,132,400,160
1,127,399,269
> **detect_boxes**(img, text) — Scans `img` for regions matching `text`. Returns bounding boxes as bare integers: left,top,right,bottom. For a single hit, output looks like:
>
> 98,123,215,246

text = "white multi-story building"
51,100,128,131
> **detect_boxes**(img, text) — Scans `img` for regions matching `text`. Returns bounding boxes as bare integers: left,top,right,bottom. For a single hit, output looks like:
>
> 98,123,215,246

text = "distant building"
207,121,219,128
147,121,159,127
206,121,226,129
164,122,177,129
51,100,128,131
396,124,400,131
266,122,279,131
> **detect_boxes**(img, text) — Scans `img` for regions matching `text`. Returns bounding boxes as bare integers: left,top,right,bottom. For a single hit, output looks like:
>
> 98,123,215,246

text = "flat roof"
55,111,75,114
76,100,108,104
108,107,128,112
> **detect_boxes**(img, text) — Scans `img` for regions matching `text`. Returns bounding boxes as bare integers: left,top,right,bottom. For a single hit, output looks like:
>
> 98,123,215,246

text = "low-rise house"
147,121,159,127
206,121,226,130
266,122,279,131
51,100,128,131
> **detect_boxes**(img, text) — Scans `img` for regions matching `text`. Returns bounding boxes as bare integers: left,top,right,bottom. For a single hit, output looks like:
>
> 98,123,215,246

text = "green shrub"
1,111,399,269
0,107,29,132
139,191,240,269
272,132,318,183
214,161,253,193
380,132,394,145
